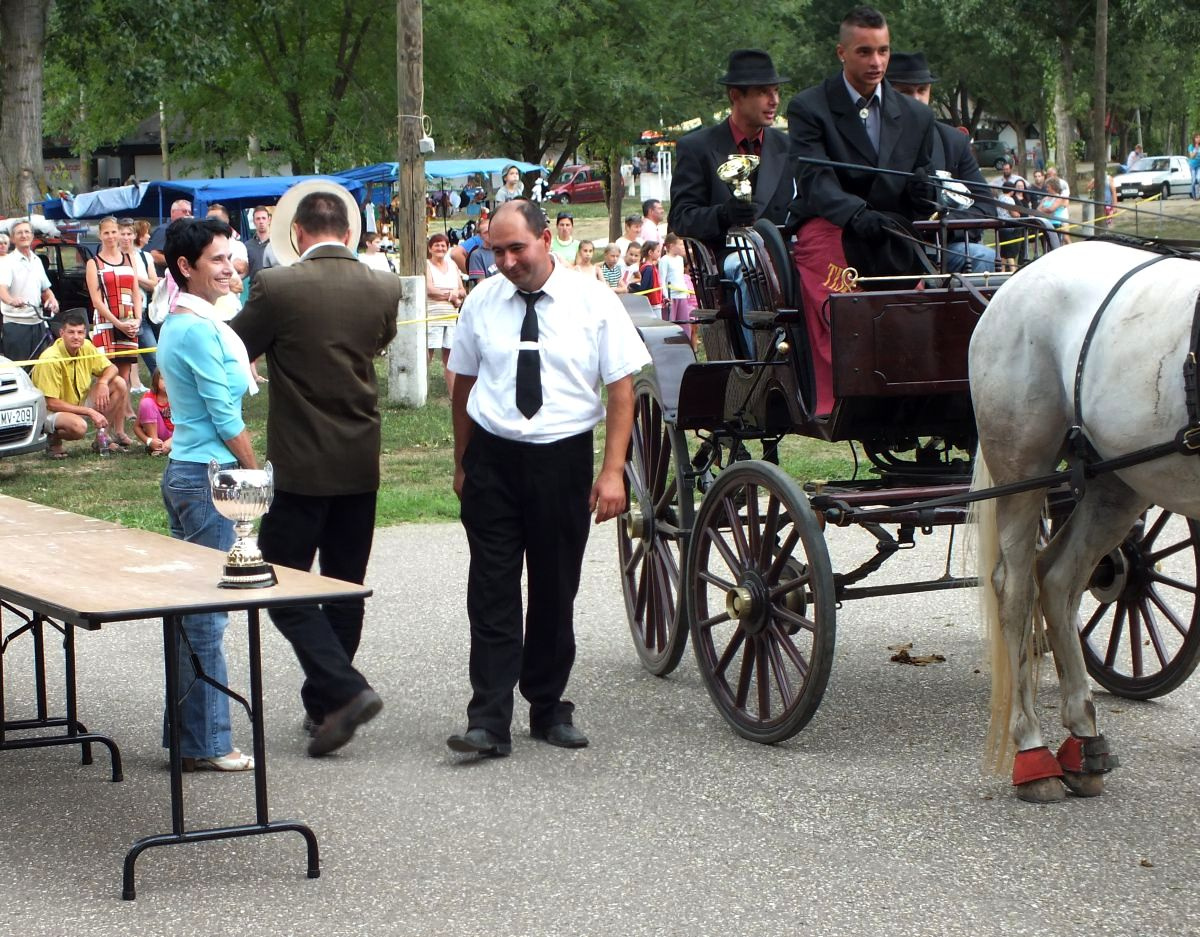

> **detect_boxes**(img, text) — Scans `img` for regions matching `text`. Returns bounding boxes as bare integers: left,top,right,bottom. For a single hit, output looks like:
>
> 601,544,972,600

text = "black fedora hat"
886,51,940,85
718,49,788,87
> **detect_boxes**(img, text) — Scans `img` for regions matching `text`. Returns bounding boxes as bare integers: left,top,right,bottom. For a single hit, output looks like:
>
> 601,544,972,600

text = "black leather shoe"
302,713,322,738
530,723,589,749
307,689,383,757
447,727,512,757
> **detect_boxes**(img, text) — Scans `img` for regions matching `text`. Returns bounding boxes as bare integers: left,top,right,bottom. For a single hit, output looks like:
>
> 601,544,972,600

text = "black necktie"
516,290,543,419
738,137,761,157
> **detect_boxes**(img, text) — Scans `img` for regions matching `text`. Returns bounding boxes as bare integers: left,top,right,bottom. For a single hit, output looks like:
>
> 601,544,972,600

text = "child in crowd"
661,235,698,348
135,368,174,456
638,241,663,313
573,240,597,278
622,242,642,288
599,244,625,291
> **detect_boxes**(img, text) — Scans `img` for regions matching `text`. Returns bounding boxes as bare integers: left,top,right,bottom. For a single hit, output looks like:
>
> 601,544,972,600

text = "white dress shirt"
449,262,650,444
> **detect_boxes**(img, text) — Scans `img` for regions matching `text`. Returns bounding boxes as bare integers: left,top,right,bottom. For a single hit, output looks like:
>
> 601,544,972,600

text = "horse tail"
969,447,1014,775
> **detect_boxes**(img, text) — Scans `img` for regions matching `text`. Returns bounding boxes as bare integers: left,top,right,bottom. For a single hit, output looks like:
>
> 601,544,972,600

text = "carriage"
614,216,1200,754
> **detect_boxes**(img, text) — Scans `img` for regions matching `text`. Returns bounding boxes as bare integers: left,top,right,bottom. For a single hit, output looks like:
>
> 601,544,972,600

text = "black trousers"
460,426,593,741
258,489,376,720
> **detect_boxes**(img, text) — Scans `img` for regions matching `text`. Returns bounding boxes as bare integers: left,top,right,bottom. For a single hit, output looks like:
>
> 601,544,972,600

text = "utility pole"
390,0,428,406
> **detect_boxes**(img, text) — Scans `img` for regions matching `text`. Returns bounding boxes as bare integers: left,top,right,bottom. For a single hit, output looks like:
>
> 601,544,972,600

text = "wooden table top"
0,495,370,627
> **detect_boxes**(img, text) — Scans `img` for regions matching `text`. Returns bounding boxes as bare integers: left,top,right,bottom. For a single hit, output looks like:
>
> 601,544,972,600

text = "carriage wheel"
1076,508,1200,699
686,461,835,743
617,375,695,676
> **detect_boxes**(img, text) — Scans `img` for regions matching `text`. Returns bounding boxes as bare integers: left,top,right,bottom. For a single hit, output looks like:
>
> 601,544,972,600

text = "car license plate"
0,406,34,427
1121,186,1140,197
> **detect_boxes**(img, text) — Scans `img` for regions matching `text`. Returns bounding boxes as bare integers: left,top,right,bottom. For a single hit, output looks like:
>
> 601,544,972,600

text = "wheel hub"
1088,546,1130,604
624,502,651,542
726,572,770,634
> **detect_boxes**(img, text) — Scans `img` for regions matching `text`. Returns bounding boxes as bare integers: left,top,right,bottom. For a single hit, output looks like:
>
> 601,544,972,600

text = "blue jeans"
723,252,756,357
160,458,237,757
944,240,996,274
137,317,157,376
1191,163,1200,200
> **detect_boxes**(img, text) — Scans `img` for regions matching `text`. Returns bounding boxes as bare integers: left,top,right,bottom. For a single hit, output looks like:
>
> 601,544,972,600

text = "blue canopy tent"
36,174,366,226
333,159,545,206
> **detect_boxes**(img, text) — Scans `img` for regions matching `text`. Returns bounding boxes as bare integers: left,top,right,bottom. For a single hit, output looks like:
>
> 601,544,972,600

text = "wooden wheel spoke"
755,638,771,719
733,636,754,706
1129,604,1145,675
769,572,810,604
1140,593,1174,670
1104,605,1127,668
744,491,761,568
1142,509,1172,549
772,605,815,634
1146,570,1198,595
765,528,801,581
758,496,782,569
771,622,812,678
622,540,645,578
697,608,733,630
1146,583,1189,638
1080,601,1111,641
633,554,649,620
698,567,735,592
653,475,679,520
725,491,753,564
705,524,743,576
764,632,796,709
1147,536,1195,564
650,426,671,501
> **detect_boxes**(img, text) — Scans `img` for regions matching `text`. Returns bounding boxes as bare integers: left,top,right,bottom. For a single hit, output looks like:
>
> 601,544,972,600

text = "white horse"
969,239,1200,803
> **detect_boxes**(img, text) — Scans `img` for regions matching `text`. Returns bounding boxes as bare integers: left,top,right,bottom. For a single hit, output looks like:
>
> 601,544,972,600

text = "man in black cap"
785,5,934,415
669,48,795,261
886,51,996,274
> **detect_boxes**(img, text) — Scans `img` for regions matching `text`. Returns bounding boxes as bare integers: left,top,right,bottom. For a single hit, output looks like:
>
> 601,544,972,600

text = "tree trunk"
0,0,52,213
159,100,171,180
248,133,262,177
607,148,624,243
1091,0,1108,234
1053,35,1075,189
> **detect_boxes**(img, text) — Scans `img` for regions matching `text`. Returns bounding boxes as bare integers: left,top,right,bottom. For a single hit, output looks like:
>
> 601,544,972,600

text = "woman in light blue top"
156,217,260,772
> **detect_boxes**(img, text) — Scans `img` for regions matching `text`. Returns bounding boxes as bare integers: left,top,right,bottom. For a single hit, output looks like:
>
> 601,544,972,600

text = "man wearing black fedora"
668,48,795,264
886,50,996,274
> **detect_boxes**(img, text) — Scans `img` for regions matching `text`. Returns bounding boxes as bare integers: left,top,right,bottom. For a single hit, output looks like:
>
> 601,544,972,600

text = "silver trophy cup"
209,460,278,589
717,154,761,202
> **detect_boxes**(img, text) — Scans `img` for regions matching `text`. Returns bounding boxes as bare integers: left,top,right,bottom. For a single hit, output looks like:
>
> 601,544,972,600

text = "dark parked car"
971,138,1014,171
33,237,93,316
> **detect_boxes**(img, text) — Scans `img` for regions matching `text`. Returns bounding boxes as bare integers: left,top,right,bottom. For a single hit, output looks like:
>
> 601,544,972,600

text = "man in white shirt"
445,199,650,758
639,198,665,244
0,219,59,364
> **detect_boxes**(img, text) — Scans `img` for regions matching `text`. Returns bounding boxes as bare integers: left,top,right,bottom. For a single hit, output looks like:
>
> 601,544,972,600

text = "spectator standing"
614,214,642,258
638,241,663,312
0,233,9,256
638,199,664,245
157,217,258,772
598,244,626,291
466,220,498,288
148,199,193,271
119,218,156,392
85,217,141,443
661,234,698,348
573,240,598,279
0,219,59,364
230,191,399,758
426,231,466,398
1124,144,1143,170
621,242,642,286
1046,166,1070,198
244,206,276,281
550,212,579,264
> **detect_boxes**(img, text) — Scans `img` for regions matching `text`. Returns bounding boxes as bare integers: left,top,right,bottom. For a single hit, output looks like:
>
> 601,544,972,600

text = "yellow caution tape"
9,346,157,368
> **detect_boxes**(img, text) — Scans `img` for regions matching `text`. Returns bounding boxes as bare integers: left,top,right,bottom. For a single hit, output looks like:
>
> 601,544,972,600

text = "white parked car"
0,356,48,457
1114,155,1192,200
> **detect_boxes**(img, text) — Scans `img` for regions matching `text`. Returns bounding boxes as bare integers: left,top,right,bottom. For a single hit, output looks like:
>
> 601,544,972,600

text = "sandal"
181,749,254,773
45,447,68,460
114,434,134,450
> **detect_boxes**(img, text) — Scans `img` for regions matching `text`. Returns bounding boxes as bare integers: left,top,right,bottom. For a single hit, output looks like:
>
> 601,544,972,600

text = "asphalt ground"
0,517,1197,936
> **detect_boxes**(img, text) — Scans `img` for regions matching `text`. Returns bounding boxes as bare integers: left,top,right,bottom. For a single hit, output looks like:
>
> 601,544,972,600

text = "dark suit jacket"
668,119,794,257
231,244,400,497
932,121,995,220
786,75,934,228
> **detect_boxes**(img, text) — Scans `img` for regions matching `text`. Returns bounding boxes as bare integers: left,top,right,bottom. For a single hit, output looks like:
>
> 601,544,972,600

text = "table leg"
121,611,320,901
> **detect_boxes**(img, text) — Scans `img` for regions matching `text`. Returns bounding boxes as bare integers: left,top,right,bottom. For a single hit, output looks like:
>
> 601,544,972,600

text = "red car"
548,164,606,204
